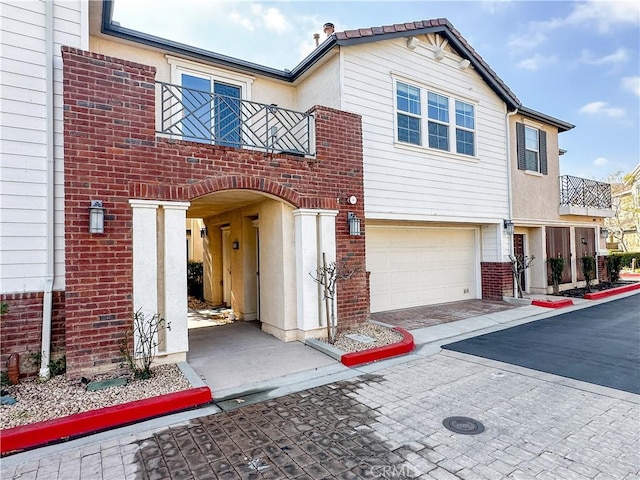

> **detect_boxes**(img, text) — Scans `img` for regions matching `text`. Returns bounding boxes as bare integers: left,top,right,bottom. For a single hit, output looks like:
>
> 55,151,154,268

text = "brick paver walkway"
371,300,518,330
2,352,638,479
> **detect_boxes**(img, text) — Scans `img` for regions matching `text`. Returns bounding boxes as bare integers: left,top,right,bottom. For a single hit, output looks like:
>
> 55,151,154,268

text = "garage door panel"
367,227,477,313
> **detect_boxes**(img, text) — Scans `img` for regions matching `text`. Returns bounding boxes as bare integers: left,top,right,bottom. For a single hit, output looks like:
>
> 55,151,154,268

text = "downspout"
505,107,518,297
40,0,55,379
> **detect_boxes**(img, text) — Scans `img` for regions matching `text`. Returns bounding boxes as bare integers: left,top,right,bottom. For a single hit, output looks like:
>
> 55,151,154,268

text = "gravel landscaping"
0,364,190,430
324,322,403,353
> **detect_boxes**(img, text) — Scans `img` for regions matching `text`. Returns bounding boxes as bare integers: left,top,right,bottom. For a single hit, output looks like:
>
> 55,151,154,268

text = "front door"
575,228,596,282
546,227,572,284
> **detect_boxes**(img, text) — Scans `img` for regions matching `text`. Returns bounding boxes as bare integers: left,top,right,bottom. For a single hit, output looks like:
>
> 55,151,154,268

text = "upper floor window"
395,80,475,157
167,57,254,147
516,123,547,174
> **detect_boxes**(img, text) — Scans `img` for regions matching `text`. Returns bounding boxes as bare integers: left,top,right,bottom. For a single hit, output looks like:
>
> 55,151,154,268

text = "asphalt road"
443,294,640,394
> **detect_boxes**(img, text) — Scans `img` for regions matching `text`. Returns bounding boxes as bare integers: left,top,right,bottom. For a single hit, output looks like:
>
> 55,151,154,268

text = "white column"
317,210,339,327
293,209,321,331
129,200,159,320
161,201,190,355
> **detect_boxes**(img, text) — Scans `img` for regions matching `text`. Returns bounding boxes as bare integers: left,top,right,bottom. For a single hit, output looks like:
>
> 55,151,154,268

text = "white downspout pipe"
40,0,55,379
505,107,518,297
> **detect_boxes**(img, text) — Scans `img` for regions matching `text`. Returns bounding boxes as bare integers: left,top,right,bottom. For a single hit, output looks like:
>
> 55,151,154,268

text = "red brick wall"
597,255,608,282
481,262,513,300
62,47,367,375
0,291,65,378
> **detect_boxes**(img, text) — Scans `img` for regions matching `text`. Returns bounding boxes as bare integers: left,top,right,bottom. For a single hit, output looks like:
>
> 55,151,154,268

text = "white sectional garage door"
367,226,477,313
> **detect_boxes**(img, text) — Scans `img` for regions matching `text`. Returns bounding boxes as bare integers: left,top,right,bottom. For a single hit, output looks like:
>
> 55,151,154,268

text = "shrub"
187,261,203,299
606,255,623,283
580,256,596,292
611,252,640,270
120,309,170,380
548,257,565,295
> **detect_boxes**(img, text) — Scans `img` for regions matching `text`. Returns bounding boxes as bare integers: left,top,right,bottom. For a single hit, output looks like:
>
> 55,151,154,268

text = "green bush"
611,252,640,270
548,257,565,295
580,256,596,291
606,255,623,283
187,261,203,299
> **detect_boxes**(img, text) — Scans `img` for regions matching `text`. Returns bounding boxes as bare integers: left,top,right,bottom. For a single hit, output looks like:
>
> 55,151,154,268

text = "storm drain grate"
442,416,485,435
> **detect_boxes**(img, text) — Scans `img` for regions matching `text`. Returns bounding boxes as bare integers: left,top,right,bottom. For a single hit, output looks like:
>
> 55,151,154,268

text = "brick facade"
597,255,609,283
481,262,514,300
62,47,367,376
0,291,66,378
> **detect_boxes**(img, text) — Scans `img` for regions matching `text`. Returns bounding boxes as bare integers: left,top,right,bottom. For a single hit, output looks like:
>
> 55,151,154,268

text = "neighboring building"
0,0,612,378
605,164,640,253
0,0,88,377
509,107,613,294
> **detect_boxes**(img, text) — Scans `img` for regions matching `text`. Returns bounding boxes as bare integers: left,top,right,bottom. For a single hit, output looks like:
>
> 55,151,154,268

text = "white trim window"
516,123,547,174
166,57,254,146
395,80,476,157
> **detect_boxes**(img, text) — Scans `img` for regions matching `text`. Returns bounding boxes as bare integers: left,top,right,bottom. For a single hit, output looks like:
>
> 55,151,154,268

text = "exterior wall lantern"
232,240,240,250
599,227,609,239
348,212,361,236
503,219,514,236
200,226,208,238
89,200,105,234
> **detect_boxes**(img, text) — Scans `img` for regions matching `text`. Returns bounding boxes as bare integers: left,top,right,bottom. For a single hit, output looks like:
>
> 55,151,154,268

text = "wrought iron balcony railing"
157,82,314,156
560,175,612,209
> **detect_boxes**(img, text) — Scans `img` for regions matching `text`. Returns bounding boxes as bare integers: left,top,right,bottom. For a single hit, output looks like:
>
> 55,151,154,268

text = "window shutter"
539,129,547,175
516,122,526,170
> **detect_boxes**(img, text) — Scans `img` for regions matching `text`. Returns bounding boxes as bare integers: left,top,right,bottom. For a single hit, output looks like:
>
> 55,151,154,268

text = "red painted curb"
620,273,640,280
532,298,574,308
1,386,212,455
583,282,640,300
341,327,414,367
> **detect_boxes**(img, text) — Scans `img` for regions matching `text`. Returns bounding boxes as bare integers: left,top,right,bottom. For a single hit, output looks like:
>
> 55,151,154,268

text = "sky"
112,0,640,181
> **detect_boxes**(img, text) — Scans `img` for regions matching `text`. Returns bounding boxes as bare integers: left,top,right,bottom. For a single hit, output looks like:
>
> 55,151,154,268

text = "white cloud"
593,157,609,167
579,101,626,118
621,76,640,96
517,54,556,70
579,47,629,66
507,31,546,51
229,12,255,31
534,0,640,33
251,5,290,34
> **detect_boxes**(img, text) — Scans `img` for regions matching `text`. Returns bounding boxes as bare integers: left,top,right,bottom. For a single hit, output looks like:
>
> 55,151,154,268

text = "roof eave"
519,106,575,132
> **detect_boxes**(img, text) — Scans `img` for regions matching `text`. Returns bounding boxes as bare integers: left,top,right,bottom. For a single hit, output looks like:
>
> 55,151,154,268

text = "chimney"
313,33,320,47
323,22,335,36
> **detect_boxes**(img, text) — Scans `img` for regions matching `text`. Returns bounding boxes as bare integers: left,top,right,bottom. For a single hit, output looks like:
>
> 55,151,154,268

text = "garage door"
367,226,477,313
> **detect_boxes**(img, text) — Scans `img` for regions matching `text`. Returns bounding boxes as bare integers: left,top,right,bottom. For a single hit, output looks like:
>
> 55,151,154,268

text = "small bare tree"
120,309,170,379
509,254,535,299
310,253,359,344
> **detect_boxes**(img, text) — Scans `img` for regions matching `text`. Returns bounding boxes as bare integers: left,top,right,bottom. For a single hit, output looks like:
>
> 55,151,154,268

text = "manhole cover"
442,416,485,435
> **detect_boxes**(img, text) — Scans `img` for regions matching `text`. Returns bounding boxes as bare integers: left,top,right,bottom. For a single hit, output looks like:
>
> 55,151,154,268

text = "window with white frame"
516,122,547,174
395,80,476,157
167,57,253,147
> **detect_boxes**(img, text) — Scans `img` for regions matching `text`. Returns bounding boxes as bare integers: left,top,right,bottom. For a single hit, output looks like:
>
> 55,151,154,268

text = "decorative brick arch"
188,175,301,207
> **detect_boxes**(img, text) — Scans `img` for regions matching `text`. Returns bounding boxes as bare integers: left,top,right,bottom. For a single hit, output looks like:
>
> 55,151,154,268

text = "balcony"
559,175,613,217
157,82,314,156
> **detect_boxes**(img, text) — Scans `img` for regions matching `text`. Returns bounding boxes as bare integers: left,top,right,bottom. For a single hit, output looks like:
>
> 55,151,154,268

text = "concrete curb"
0,386,212,455
305,328,416,367
584,282,640,300
341,328,415,367
532,298,574,308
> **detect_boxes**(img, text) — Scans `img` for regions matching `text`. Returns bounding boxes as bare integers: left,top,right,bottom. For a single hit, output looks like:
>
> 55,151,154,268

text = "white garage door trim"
367,225,480,313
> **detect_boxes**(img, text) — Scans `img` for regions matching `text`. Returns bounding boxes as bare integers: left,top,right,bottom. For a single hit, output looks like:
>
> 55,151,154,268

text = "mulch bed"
559,281,636,298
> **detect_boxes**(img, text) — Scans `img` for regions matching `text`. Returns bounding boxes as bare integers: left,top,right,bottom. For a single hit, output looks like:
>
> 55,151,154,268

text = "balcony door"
180,73,242,147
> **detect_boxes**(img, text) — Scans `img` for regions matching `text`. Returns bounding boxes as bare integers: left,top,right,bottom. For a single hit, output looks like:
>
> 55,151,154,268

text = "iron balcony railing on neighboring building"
157,82,314,156
559,175,612,209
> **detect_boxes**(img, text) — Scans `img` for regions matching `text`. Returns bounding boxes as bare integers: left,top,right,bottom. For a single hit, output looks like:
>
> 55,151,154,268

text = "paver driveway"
2,352,638,479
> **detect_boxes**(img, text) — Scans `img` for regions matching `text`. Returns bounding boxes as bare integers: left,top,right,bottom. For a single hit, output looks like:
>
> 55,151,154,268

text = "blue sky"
112,0,640,180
